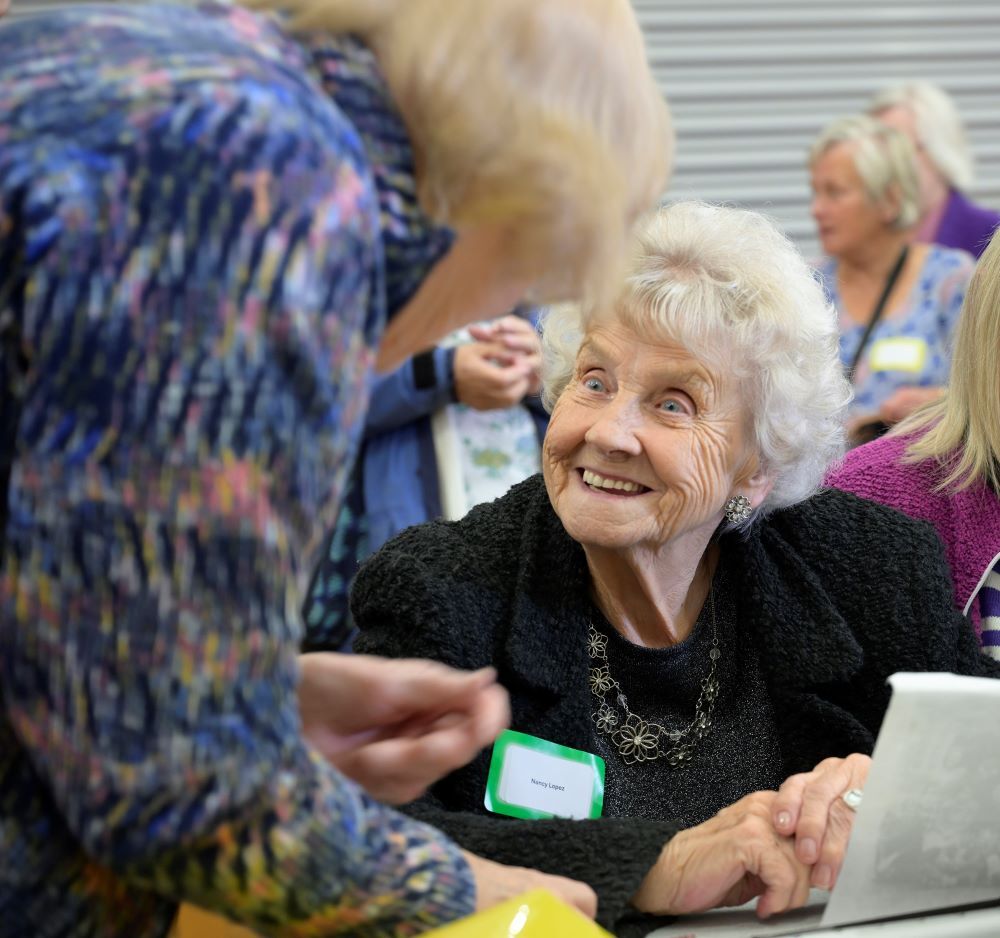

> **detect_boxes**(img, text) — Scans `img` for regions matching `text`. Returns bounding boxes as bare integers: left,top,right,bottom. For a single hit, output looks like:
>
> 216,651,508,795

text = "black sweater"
353,475,999,935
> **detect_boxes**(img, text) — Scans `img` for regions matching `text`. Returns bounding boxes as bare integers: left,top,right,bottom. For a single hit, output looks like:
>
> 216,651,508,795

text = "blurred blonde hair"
894,229,1000,493
809,115,921,230
868,81,975,192
259,0,674,311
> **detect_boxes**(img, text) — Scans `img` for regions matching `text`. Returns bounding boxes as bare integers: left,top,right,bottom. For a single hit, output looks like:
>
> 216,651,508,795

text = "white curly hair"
540,201,851,521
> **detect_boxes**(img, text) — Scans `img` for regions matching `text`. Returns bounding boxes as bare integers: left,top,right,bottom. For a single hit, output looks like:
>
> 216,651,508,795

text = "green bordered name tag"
484,729,605,820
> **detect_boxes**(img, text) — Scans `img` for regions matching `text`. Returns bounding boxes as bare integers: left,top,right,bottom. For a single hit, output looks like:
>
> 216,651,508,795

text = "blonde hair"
894,229,1000,493
541,202,850,519
809,115,921,230
257,0,673,311
868,81,975,192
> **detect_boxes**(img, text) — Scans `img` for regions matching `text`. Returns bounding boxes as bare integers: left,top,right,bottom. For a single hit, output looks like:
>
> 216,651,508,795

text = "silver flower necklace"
587,589,721,767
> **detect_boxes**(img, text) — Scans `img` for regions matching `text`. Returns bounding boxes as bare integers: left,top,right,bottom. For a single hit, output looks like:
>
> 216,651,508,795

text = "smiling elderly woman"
352,202,999,935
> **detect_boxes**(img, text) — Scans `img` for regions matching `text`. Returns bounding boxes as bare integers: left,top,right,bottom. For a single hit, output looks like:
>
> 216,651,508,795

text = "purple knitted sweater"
824,431,1000,633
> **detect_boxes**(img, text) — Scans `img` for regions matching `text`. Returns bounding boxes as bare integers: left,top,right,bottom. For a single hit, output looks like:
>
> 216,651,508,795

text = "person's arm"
405,792,679,931
364,346,457,437
1,475,477,932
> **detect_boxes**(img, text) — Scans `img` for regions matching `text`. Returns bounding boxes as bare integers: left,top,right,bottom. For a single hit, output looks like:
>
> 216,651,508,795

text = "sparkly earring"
724,494,752,524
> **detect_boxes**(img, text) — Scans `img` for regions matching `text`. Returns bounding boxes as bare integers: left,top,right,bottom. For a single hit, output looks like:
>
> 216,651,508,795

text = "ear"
734,460,774,510
878,183,903,226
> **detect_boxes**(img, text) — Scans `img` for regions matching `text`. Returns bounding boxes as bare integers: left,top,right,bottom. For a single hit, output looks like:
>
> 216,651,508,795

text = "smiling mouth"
579,468,651,496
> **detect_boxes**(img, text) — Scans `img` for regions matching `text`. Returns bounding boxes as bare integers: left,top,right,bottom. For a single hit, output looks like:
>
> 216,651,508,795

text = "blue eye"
583,376,606,393
660,399,684,413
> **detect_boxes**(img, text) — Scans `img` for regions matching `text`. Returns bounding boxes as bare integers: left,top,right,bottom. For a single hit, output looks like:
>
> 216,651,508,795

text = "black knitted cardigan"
353,474,998,936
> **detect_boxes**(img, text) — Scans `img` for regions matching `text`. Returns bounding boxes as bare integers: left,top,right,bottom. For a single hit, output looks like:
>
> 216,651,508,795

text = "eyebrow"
578,338,717,400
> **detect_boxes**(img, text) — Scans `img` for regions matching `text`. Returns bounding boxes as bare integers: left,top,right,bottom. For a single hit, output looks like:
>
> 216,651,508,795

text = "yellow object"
868,336,929,373
172,904,259,938
423,890,613,938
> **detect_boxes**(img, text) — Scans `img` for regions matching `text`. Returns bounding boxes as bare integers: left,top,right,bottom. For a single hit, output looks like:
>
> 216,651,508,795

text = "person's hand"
877,385,943,425
467,315,543,396
772,753,870,891
298,653,510,804
462,850,598,919
631,791,812,920
454,341,534,410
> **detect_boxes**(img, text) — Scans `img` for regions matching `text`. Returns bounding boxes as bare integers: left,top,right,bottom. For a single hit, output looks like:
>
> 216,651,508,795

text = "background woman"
306,311,547,651
809,115,973,443
868,81,1000,260
0,0,671,933
352,201,998,936
826,227,1000,653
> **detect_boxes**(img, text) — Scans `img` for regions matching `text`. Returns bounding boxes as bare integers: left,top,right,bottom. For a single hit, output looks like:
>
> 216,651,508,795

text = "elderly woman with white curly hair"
350,201,999,936
809,115,974,444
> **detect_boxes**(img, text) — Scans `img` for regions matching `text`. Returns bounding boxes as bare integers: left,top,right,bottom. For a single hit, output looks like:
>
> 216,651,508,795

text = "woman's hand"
632,792,812,920
772,753,871,890
454,341,534,410
878,385,943,425
298,653,510,804
462,850,598,919
468,315,543,395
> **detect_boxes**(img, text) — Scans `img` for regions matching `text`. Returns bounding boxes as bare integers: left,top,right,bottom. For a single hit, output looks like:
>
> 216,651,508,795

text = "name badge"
484,729,605,820
868,337,928,373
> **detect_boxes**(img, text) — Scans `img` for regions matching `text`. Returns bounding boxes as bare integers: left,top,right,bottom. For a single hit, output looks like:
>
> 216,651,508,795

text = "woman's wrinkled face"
542,320,766,555
810,142,893,258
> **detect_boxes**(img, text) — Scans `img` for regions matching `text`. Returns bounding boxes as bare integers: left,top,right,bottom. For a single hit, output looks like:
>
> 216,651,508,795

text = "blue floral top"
0,3,469,936
816,246,974,419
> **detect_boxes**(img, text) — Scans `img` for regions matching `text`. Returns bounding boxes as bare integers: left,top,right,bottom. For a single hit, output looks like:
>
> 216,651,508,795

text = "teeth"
582,469,643,493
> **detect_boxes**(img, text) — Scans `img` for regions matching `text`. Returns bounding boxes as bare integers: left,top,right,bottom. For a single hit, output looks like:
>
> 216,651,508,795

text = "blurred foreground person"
0,0,671,933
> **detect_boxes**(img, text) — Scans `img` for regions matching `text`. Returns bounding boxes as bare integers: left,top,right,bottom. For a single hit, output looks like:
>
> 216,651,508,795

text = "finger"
343,701,505,801
537,874,598,919
753,838,811,920
481,361,535,388
354,685,510,784
466,324,499,342
374,659,499,721
466,682,511,749
811,799,856,890
772,772,809,838
794,762,853,865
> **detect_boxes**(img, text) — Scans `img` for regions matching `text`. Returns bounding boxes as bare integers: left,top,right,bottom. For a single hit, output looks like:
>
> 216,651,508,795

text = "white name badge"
868,336,929,374
484,729,605,820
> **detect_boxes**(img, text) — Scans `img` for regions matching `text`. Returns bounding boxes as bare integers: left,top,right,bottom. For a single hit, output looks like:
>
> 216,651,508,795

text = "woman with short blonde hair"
269,0,673,357
0,0,670,933
809,114,974,445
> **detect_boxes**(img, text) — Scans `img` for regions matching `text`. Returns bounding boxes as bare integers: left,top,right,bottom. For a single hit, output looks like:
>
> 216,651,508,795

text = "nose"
811,193,824,222
584,393,643,458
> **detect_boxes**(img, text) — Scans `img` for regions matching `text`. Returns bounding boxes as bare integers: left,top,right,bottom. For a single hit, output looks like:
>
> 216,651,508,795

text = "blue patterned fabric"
0,3,470,935
817,246,974,419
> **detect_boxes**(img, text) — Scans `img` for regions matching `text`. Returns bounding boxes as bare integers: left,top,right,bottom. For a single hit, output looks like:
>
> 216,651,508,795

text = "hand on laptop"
771,753,872,891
